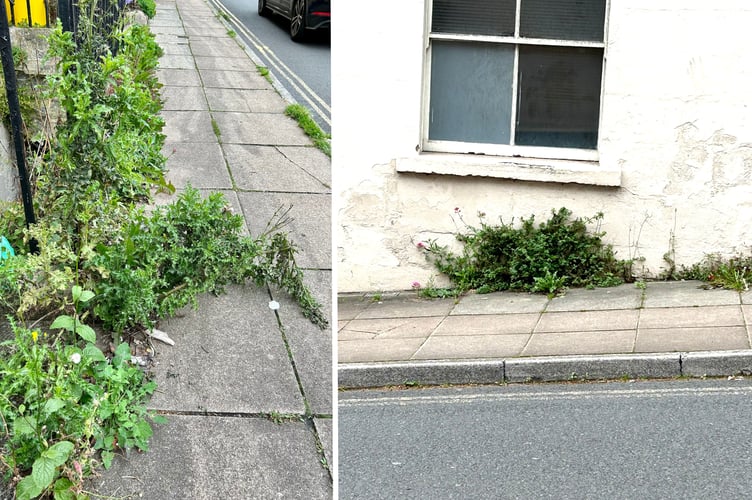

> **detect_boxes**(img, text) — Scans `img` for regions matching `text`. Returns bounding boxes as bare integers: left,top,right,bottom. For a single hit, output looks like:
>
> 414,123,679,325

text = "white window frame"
421,0,610,163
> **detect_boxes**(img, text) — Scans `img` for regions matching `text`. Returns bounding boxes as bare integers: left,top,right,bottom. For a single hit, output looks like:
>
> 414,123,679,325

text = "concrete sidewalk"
338,281,752,388
89,0,333,497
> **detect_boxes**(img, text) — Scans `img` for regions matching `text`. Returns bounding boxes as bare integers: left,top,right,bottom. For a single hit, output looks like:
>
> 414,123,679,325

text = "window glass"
429,41,514,144
515,46,603,149
432,0,516,36
520,0,606,41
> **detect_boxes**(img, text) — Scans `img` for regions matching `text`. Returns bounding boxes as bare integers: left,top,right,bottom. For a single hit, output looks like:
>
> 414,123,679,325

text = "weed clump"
419,207,632,296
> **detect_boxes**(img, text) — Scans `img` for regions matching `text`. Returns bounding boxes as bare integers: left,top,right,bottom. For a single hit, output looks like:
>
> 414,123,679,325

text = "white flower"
268,300,280,310
70,352,81,364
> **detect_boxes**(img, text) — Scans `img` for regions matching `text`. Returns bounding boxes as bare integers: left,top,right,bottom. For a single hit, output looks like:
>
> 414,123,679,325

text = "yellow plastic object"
5,0,47,27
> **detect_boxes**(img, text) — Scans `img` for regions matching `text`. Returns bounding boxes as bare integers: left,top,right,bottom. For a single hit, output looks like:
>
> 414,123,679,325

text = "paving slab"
189,39,248,58
91,415,332,499
278,145,332,187
185,25,228,37
199,68,270,89
337,295,373,320
149,285,304,414
413,334,530,360
205,87,288,113
521,330,636,357
158,41,192,56
161,85,208,110
635,326,749,353
163,141,232,189
638,305,744,329
195,55,259,72
339,338,425,363
536,309,640,333
270,270,333,416
643,280,740,307
546,283,643,311
158,53,196,69
161,110,216,141
451,291,549,315
237,191,331,270
213,112,311,145
157,67,202,86
433,313,540,336
340,316,444,340
223,144,329,192
356,296,456,319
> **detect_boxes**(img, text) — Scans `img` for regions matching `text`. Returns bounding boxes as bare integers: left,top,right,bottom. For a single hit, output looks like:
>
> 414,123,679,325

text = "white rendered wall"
333,1,752,292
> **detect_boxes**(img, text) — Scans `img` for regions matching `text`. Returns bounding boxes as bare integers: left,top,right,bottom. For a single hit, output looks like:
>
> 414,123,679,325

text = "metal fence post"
0,1,37,252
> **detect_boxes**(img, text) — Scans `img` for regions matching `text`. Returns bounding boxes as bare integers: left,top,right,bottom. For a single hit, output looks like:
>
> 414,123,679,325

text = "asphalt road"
339,379,752,499
208,0,331,134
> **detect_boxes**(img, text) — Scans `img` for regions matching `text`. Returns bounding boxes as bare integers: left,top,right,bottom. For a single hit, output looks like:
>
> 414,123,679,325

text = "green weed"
284,104,331,157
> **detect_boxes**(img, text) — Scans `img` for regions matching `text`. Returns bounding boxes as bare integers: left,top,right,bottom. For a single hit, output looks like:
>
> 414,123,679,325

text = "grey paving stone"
163,141,232,189
451,291,549,315
271,270,332,415
200,68,270,89
278,145,332,187
148,285,304,414
536,309,640,333
340,316,443,340
161,85,207,110
505,353,682,383
158,53,196,69
150,25,185,36
189,39,248,58
205,87,287,112
338,338,425,363
356,295,456,319
681,350,752,377
161,110,215,142
638,305,744,329
433,313,540,336
213,112,311,145
185,25,228,37
91,415,331,499
157,67,202,86
635,327,749,353
159,41,192,56
547,284,643,311
338,360,506,388
643,280,740,307
224,144,329,193
337,294,373,320
195,55,259,72
521,330,636,357
413,334,530,360
237,191,330,270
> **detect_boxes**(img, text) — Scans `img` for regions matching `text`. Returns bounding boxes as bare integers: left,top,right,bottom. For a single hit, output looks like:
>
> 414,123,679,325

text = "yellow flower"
31,331,38,343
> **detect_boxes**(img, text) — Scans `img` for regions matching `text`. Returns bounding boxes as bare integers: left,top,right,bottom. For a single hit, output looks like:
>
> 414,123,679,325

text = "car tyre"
290,0,306,42
258,0,269,16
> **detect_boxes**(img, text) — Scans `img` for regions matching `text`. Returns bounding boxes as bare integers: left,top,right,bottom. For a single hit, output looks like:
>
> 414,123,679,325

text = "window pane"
429,41,514,144
515,46,602,149
432,0,516,36
520,0,606,41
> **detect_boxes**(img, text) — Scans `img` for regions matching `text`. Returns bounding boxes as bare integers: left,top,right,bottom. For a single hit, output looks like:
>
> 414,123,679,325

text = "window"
424,0,608,160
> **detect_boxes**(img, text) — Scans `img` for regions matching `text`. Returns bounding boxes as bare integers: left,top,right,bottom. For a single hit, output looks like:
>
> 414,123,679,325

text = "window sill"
395,153,621,187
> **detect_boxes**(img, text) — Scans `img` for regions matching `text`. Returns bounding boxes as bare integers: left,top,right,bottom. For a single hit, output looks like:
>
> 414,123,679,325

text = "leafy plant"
0,322,162,498
420,207,632,294
284,104,331,157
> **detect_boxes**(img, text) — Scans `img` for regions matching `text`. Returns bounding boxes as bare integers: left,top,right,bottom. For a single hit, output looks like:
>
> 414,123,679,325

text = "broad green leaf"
82,343,106,362
72,285,95,303
32,456,56,491
44,398,66,416
16,475,43,500
13,415,37,436
44,441,74,466
53,477,76,500
50,315,75,332
101,450,115,469
113,342,131,367
76,323,96,343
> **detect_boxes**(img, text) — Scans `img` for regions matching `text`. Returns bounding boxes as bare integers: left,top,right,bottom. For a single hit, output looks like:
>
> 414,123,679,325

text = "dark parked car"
258,0,330,42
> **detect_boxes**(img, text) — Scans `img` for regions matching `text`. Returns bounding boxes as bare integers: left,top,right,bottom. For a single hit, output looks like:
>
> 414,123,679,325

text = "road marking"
339,384,752,407
210,0,331,128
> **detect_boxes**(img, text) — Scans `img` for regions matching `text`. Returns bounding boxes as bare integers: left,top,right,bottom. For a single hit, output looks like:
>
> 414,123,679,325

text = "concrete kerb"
338,350,752,389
